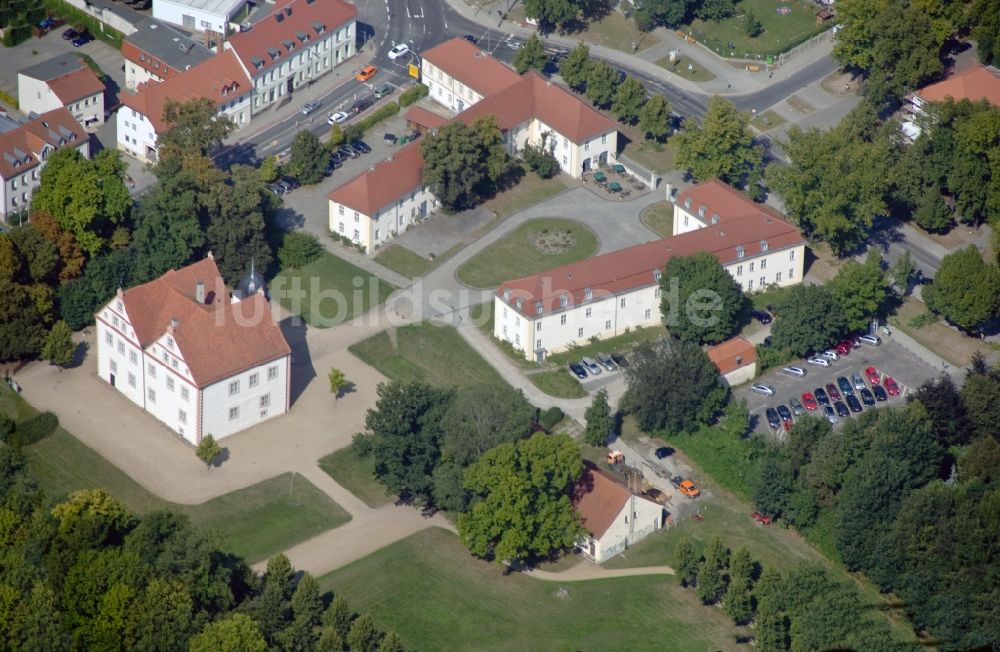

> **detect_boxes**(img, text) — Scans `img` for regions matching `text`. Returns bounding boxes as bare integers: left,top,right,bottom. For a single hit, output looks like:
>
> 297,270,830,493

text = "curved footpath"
526,563,675,582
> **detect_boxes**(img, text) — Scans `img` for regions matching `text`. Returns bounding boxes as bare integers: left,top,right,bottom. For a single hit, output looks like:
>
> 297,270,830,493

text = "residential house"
493,179,805,361
0,107,89,222
573,463,664,563
419,37,521,113
117,49,251,163
122,18,214,91
707,336,757,386
94,254,292,444
902,63,1000,140
153,0,249,35
17,54,106,129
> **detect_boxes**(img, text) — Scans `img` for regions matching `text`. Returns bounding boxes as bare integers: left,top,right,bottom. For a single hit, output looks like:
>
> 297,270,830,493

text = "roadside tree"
828,249,889,332
585,60,618,108
612,76,645,124
159,97,235,161
523,0,577,32
659,251,749,344
583,388,614,446
290,130,329,185
639,94,672,141
770,284,845,357
259,155,279,183
558,43,592,91
923,246,1000,334
513,33,547,74
672,96,762,192
205,165,274,285
890,250,917,295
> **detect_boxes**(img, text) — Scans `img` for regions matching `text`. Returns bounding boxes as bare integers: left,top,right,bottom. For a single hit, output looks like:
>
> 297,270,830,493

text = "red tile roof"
573,464,656,539
498,180,803,316
707,337,757,374
122,50,251,133
420,37,521,98
404,105,449,130
326,140,424,216
119,255,291,388
917,64,1000,107
675,178,787,225
0,107,86,179
226,0,356,77
46,65,105,105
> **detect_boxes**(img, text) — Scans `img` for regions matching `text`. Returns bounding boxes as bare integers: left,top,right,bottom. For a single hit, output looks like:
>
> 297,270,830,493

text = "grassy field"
22,429,350,563
547,325,667,365
349,323,506,388
318,447,394,508
620,128,677,175
374,244,435,279
889,295,996,367
480,166,570,221
273,252,396,327
318,527,749,651
456,218,598,289
526,370,587,398
687,0,831,58
640,201,673,237
750,109,787,132
655,55,716,82
575,10,662,53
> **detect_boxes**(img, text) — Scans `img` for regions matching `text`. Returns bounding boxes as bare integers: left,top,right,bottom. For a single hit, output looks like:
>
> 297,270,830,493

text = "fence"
776,28,834,65
684,19,834,67
617,155,659,190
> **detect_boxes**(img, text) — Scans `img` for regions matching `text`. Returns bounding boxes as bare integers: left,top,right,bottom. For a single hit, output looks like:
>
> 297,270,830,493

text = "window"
110,360,117,373
654,287,661,298
338,205,344,215
749,262,755,272
535,303,543,315
536,321,542,331
148,388,156,403
620,297,626,308
584,288,593,300
584,141,590,151
760,239,769,252
536,339,542,349
268,365,278,380
229,407,239,421
562,156,567,165
748,280,754,290
645,308,651,319
229,380,240,396
560,314,567,325
605,320,612,329
683,215,688,227
789,267,795,279
585,307,592,318
338,222,344,233
117,341,125,355
171,359,178,370
249,373,259,388
166,336,174,348
162,352,169,364
776,272,782,282
105,332,113,345
736,265,743,276
128,372,136,388
736,245,745,259
181,386,189,401
601,134,607,144
178,409,187,424
166,376,174,391
760,276,766,287
129,350,138,365
354,212,360,223
761,259,767,270
560,295,568,308
353,229,360,241
147,363,156,378
502,308,507,319
578,328,584,337
260,394,270,409
790,250,795,261
112,315,120,327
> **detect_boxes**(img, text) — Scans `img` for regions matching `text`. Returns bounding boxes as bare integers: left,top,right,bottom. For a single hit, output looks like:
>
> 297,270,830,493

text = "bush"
7,411,58,447
755,343,794,373
538,406,564,431
352,101,400,137
399,84,429,107
278,231,324,269
0,414,14,438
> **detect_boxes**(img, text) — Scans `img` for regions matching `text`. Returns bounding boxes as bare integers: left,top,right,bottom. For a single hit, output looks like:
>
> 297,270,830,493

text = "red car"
826,383,842,401
835,341,852,355
801,392,818,410
752,512,772,525
865,366,881,385
884,376,900,396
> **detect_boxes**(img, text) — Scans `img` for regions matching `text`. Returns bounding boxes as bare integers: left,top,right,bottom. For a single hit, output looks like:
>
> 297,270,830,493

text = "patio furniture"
593,171,607,183
612,164,626,174
608,181,622,193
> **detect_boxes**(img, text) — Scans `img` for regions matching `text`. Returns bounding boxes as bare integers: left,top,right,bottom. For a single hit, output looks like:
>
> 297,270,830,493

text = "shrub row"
398,83,429,108
2,411,59,448
345,101,400,140
538,406,564,431
0,89,19,109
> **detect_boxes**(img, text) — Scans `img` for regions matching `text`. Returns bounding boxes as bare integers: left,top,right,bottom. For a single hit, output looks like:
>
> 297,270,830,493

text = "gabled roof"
0,107,85,179
121,50,251,133
123,18,214,79
707,337,757,374
47,66,105,105
498,179,803,317
117,255,291,388
226,0,356,77
326,139,424,216
420,37,521,98
573,464,657,539
19,53,89,83
916,64,1000,107
675,178,786,225
404,105,449,130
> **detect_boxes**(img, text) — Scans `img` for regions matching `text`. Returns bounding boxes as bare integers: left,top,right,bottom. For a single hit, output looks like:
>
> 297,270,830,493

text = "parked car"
274,179,294,194
350,95,375,114
568,362,587,379
677,479,700,498
789,397,805,416
374,83,394,99
859,334,882,346
851,372,867,392
814,387,830,406
782,365,806,377
581,357,602,375
776,404,793,424
301,102,320,115
837,376,854,396
461,34,478,43
280,175,300,189
387,43,410,60
350,139,371,154
751,383,776,396
872,384,888,401
824,405,839,424
807,356,831,367
801,392,818,410
595,352,617,371
383,133,398,145
62,27,79,40
654,447,671,459
338,144,360,159
355,65,377,81
328,111,349,124
835,401,851,417
865,366,881,385
71,31,93,47
752,310,772,324
825,383,842,401
765,408,781,429
860,388,876,407
834,341,852,356
846,395,863,413
883,376,901,396
265,183,285,195
325,157,342,174
610,352,629,368
821,349,839,361
752,511,772,525
507,39,524,49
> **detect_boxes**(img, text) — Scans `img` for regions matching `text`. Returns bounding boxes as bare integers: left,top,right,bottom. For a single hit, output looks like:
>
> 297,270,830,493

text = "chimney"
170,318,179,332
195,281,205,303
736,355,743,365
664,182,673,202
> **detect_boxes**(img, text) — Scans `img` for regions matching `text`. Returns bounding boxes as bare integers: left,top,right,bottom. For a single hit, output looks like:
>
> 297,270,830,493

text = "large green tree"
513,33,548,74
523,0,577,32
672,96,762,191
558,43,592,91
421,116,509,213
189,614,267,652
697,537,729,604
440,384,534,467
583,388,614,446
639,94,672,141
130,167,205,284
673,537,699,587
769,284,846,357
659,251,748,344
621,339,728,433
158,97,235,161
289,129,329,185
611,76,646,124
41,320,74,367
585,60,618,108
205,164,274,284
459,433,583,564
828,249,890,332
724,546,754,624
923,246,1000,333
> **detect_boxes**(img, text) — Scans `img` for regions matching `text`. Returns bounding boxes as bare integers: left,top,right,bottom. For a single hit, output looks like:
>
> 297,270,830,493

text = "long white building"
94,254,292,444
494,179,806,362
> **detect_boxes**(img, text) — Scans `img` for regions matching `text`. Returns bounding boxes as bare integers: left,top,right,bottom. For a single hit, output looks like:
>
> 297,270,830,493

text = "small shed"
707,336,758,386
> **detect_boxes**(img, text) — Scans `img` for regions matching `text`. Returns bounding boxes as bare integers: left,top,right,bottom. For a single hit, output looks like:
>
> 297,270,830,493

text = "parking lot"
736,338,942,436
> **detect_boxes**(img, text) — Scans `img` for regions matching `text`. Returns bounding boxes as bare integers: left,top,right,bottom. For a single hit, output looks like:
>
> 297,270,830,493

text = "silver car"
782,365,807,377
581,357,602,375
789,397,805,416
852,372,867,391
807,356,831,367
595,352,617,371
751,383,776,396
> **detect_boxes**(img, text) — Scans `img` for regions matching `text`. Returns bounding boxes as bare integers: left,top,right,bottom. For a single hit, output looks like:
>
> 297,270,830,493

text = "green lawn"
687,0,832,58
318,528,749,651
526,370,587,399
575,10,662,53
349,323,506,388
750,109,788,132
620,130,677,175
21,427,351,563
318,447,394,508
456,218,598,289
374,244,435,279
480,166,570,220
640,201,673,237
272,252,396,327
655,55,716,82
547,325,668,365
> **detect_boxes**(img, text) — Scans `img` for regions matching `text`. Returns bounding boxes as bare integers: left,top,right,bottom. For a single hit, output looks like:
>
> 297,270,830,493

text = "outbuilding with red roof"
17,54,106,130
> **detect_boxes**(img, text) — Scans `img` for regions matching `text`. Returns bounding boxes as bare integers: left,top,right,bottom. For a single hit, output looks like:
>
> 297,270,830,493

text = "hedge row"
43,0,123,48
345,101,400,139
399,83,429,108
0,89,19,110
2,411,59,448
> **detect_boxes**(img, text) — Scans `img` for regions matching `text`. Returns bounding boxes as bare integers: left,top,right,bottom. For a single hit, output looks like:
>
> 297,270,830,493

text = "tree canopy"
612,76,646,124
421,116,510,213
440,384,535,467
158,97,234,161
639,94,672,141
828,249,890,332
558,43,592,91
672,96,762,192
659,251,749,344
513,33,548,74
289,130,329,185
770,284,846,356
923,246,1000,334
585,60,618,108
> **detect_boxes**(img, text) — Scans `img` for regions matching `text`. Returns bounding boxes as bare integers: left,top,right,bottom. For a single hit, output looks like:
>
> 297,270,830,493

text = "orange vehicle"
355,65,377,82
678,480,701,498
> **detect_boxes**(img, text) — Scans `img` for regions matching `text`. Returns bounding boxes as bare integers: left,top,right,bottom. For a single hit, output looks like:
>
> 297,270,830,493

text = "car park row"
568,351,628,380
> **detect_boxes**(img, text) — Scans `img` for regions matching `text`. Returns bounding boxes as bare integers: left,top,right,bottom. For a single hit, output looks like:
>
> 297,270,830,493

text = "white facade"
328,186,436,253
422,59,486,113
200,357,289,440
723,363,757,387
153,0,245,34
508,118,617,180
579,494,664,564
17,72,104,130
